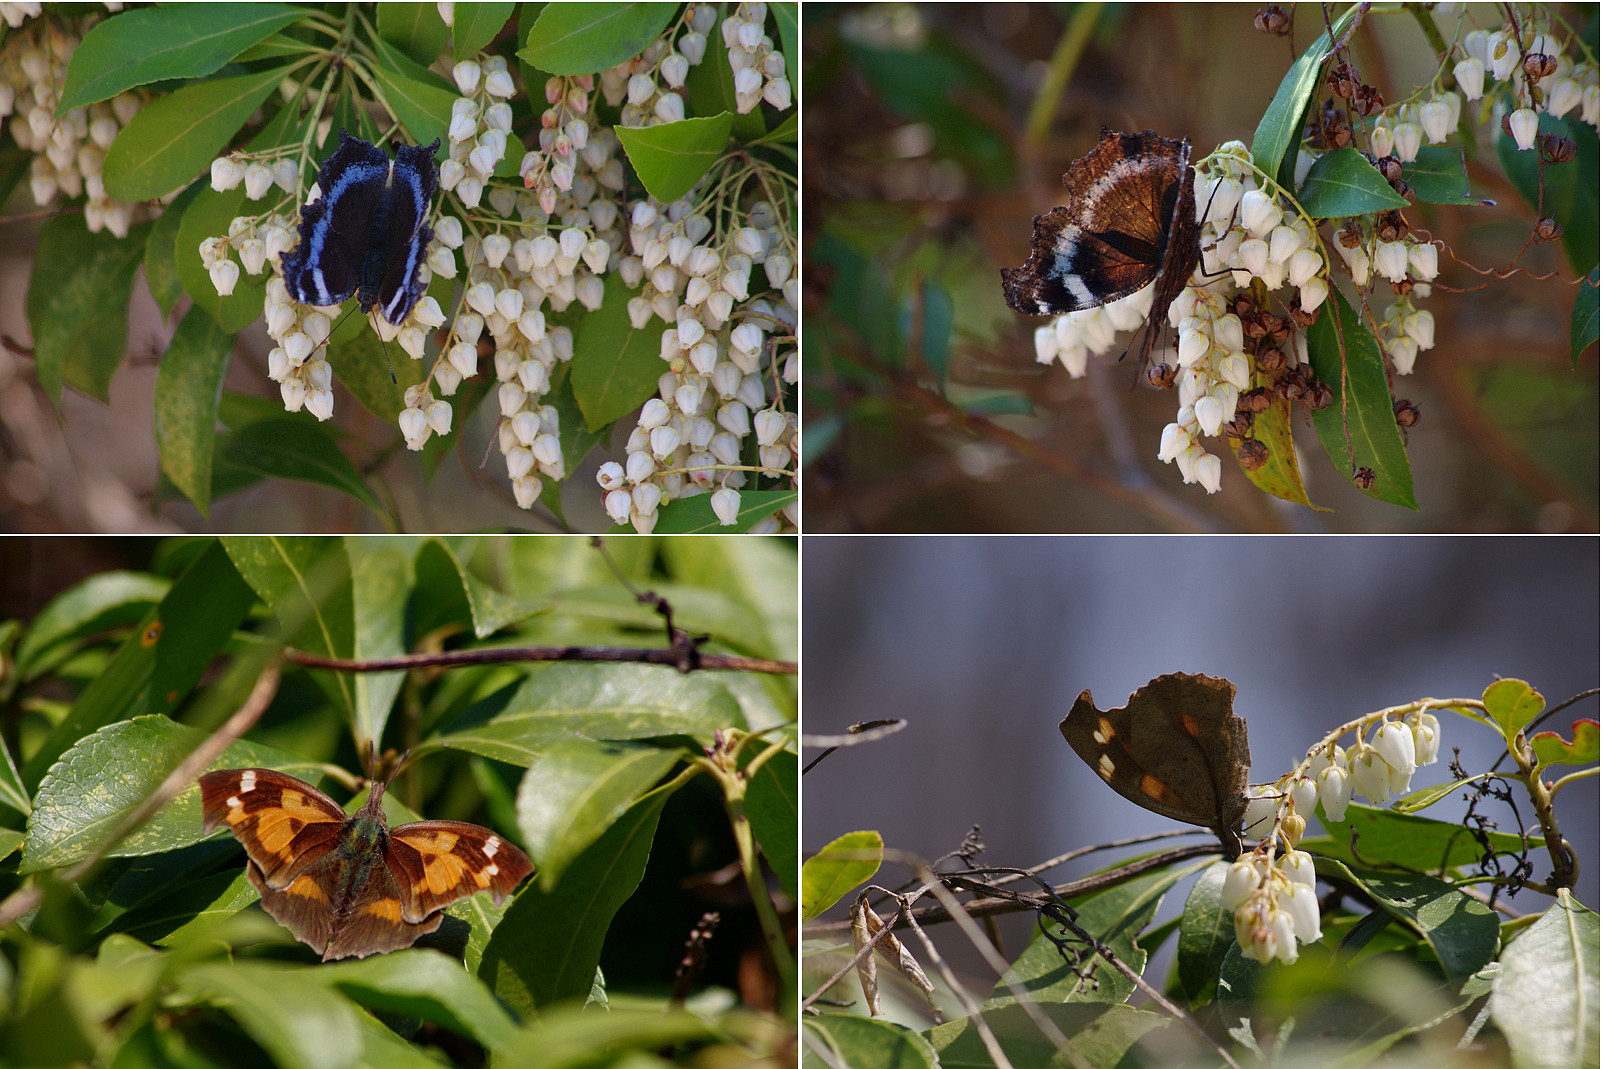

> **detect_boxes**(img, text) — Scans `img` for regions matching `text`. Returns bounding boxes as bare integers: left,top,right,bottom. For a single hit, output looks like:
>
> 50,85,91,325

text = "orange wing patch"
285,874,328,903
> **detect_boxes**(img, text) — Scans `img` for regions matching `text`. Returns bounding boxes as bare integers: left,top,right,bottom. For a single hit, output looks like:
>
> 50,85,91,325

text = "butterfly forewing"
199,767,349,883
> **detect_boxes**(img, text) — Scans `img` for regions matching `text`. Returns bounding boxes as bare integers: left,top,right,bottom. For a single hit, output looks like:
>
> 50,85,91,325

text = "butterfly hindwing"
387,819,534,918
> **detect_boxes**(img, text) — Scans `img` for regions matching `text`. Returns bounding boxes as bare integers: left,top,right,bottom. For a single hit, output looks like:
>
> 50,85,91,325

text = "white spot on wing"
239,770,256,792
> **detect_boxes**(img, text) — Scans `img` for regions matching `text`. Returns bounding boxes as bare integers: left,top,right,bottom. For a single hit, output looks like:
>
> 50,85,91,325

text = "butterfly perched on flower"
199,766,532,960
279,131,442,326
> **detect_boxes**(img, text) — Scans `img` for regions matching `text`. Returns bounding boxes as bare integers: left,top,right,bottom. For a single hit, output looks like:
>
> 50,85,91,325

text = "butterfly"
1059,672,1251,857
199,766,532,960
1001,127,1202,367
279,131,442,326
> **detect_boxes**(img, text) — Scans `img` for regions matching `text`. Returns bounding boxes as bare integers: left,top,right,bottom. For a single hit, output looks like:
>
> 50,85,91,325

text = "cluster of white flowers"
723,1,791,113
198,5,796,528
1452,26,1600,148
1224,709,1441,964
0,8,146,237
1163,145,1326,493
599,3,714,126
595,190,798,531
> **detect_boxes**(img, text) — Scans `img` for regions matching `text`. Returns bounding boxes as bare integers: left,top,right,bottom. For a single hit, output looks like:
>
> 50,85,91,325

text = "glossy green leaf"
1306,287,1416,508
926,1003,1169,1068
371,39,457,148
1531,719,1600,768
1399,145,1483,206
1488,890,1599,1069
26,214,148,403
1322,861,1501,987
481,789,669,1012
800,830,882,920
13,572,167,681
216,418,383,515
173,184,270,333
615,113,733,203
60,4,309,111
377,2,453,66
103,65,294,201
570,273,662,431
23,542,258,787
183,961,363,1069
422,663,747,764
322,950,521,1050
20,716,318,873
747,747,798,898
1574,266,1599,367
1496,112,1599,275
1483,678,1546,734
1298,147,1409,217
1236,395,1327,510
143,180,198,314
452,2,517,60
515,737,682,887
1250,6,1363,190
804,1016,939,1069
155,305,233,517
517,3,678,76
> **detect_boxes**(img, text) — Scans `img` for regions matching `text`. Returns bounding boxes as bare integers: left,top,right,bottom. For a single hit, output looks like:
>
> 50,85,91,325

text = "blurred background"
801,535,1600,996
802,3,1599,532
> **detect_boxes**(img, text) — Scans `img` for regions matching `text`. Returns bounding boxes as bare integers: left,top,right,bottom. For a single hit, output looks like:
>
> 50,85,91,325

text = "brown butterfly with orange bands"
199,767,533,960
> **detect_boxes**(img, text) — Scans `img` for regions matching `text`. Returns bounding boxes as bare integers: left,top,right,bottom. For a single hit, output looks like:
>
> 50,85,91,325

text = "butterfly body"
200,767,531,960
279,131,442,326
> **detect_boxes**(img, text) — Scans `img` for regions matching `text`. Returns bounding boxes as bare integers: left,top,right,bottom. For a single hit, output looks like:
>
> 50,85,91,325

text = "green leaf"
1297,148,1409,217
545,369,608,478
1305,287,1416,508
422,663,747,764
926,1003,1169,1069
1483,678,1546,735
570,273,662,431
747,748,798,899
1236,394,1327,511
481,789,669,1012
216,418,384,515
143,180,199,315
1488,890,1599,1069
452,2,517,60
377,2,453,67
23,541,258,787
155,304,233,517
1531,720,1600,768
343,539,420,750
103,65,296,201
1322,861,1502,987
321,950,521,1051
59,4,309,111
13,572,166,682
800,830,882,919
1314,803,1530,871
20,716,319,873
321,308,428,422
644,489,798,533
517,3,679,76
803,1015,939,1069
615,114,732,203
1574,266,1599,367
1398,145,1483,206
183,961,363,1069
772,1,798,88
173,183,270,333
515,737,682,888
416,539,531,639
221,537,360,722
371,38,457,148
1496,112,1599,275
26,214,148,403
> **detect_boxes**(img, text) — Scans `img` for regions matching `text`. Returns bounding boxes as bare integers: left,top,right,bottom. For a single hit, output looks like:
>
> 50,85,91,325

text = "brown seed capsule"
1337,220,1364,248
1394,399,1421,427
1280,378,1306,401
1353,84,1385,116
1325,117,1353,149
1254,5,1291,35
1376,155,1403,182
1263,314,1290,344
1256,346,1287,373
1237,438,1269,469
1534,217,1564,242
1147,361,1178,389
1375,210,1408,242
1242,386,1275,412
1307,381,1334,410
1391,278,1415,296
1391,180,1415,202
1523,52,1558,79
1327,62,1358,98
1353,467,1376,490
1225,413,1255,438
1289,304,1320,328
1539,134,1577,163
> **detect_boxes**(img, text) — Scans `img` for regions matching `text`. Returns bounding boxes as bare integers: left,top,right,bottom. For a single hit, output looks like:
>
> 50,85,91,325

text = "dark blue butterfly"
281,131,442,325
